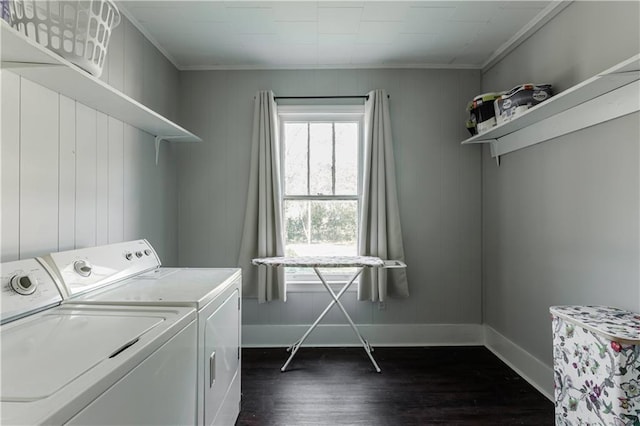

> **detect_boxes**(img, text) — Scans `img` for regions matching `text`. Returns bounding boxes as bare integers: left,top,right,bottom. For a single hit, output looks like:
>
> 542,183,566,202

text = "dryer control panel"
1,258,63,324
40,240,161,299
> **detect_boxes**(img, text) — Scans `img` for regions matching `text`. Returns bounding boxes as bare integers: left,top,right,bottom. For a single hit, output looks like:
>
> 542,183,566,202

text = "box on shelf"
550,305,640,425
466,92,503,136
494,84,553,125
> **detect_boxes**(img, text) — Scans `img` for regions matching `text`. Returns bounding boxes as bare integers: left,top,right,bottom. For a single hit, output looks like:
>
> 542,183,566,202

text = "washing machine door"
204,289,241,425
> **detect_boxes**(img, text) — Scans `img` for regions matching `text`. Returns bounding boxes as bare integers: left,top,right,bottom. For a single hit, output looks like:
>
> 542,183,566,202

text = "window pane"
284,122,308,195
284,199,357,256
310,200,357,248
309,122,333,195
284,199,358,279
284,199,310,246
335,122,358,195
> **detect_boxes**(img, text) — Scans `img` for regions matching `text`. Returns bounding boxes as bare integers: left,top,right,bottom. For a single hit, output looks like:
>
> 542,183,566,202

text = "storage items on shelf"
466,92,503,135
464,84,553,136
494,84,553,125
550,305,640,425
8,0,121,77
1,0,10,23
460,54,639,163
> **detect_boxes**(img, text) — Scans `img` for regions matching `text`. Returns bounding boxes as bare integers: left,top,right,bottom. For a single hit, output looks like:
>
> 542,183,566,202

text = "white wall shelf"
462,54,640,164
0,21,202,151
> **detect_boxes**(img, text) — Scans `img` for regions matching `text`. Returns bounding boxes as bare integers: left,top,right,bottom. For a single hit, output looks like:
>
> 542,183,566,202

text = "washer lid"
1,311,162,400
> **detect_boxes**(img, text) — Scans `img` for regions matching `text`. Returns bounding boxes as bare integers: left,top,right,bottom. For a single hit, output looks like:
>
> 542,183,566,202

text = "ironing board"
252,255,406,373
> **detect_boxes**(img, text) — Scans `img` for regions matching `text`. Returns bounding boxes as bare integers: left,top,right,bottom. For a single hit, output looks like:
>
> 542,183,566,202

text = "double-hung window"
278,106,364,284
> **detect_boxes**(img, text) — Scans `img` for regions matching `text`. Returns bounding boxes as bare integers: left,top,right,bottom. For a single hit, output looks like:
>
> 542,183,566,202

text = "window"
279,106,364,284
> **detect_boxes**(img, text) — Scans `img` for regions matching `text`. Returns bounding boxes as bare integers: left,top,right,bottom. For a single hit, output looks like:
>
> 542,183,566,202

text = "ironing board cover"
252,256,384,268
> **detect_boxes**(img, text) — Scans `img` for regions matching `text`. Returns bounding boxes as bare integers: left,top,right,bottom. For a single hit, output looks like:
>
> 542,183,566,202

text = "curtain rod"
273,94,390,101
274,95,369,100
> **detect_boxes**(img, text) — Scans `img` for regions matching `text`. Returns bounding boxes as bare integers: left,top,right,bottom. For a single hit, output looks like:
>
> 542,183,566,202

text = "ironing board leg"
280,267,364,372
284,275,358,353
314,267,382,373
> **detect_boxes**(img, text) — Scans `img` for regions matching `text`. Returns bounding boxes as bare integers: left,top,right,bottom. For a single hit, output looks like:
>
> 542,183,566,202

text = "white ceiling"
118,1,562,71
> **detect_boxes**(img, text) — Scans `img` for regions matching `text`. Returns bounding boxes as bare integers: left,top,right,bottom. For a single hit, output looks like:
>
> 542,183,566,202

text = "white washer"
41,240,242,426
1,258,198,425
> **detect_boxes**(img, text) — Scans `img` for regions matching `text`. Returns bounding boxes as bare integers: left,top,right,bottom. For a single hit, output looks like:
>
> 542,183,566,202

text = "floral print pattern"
552,305,640,343
551,306,640,426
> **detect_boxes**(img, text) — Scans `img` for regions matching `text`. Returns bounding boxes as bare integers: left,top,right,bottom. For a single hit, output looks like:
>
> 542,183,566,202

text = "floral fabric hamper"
550,306,640,425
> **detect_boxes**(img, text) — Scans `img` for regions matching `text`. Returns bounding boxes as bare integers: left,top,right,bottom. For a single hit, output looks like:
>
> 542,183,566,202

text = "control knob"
10,274,38,295
74,260,92,277
125,252,133,261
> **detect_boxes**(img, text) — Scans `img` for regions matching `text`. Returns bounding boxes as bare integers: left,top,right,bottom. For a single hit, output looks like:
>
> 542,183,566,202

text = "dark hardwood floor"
236,346,553,426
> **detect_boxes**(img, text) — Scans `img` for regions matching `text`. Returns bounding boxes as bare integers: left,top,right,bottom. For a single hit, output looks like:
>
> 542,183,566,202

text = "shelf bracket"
154,136,188,165
489,140,500,167
155,136,163,165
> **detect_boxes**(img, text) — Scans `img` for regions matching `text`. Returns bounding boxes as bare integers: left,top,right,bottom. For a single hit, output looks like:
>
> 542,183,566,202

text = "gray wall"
176,69,483,328
481,1,640,366
1,17,180,264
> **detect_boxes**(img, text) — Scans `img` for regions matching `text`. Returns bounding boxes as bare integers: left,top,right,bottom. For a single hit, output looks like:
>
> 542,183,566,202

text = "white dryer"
0,258,198,425
41,240,242,426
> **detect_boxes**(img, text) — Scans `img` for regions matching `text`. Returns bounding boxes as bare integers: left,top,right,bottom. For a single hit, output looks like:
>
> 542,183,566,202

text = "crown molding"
116,2,183,71
179,62,481,71
117,0,570,74
481,0,573,73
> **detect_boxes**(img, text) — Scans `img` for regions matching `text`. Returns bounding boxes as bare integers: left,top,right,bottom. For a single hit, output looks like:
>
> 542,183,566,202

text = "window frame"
278,105,365,289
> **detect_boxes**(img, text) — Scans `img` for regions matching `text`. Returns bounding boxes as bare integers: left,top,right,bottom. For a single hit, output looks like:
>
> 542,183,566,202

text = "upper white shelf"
0,20,201,143
462,54,640,161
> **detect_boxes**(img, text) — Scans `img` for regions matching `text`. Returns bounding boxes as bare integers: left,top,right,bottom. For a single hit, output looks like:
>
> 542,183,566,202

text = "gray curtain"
237,91,286,303
357,89,409,302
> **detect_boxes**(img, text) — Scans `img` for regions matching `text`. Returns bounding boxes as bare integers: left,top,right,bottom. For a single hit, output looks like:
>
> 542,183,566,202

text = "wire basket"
9,0,121,77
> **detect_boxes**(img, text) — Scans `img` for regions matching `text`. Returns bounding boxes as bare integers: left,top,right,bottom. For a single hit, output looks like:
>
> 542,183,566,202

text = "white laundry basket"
9,0,121,77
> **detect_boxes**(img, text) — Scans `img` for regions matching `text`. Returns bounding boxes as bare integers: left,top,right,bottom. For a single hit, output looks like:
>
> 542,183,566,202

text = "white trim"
180,63,481,72
277,105,365,115
121,1,569,73
481,1,573,73
241,323,554,402
120,1,569,73
242,323,484,348
117,3,182,70
483,325,554,402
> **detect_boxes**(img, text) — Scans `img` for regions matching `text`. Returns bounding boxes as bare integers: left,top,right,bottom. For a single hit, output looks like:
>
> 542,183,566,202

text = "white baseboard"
483,325,554,401
242,323,484,347
242,323,554,402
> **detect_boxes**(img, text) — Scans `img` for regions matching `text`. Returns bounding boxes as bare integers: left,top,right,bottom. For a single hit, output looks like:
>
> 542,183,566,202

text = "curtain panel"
237,91,286,303
358,89,409,302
